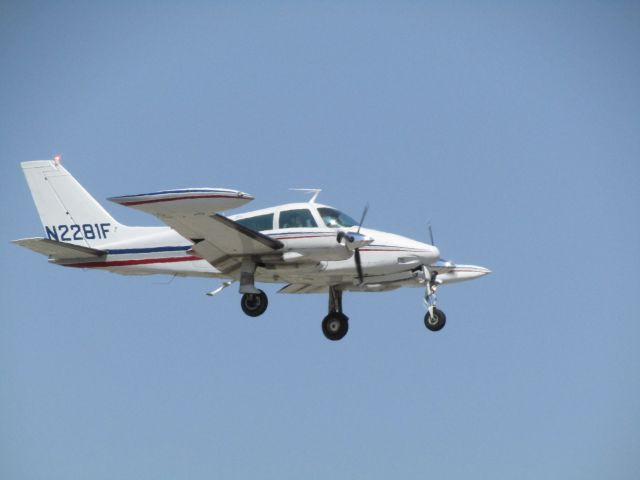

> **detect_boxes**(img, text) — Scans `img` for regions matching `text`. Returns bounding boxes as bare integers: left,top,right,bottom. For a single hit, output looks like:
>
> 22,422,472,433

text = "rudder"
21,160,124,247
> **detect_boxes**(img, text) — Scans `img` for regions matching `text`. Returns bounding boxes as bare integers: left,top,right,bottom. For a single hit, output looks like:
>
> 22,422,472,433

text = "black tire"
240,290,268,317
424,307,446,332
322,312,349,341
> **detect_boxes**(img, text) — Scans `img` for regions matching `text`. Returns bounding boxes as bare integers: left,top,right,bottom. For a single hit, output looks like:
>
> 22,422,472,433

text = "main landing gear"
322,287,349,341
237,282,349,340
238,259,269,317
240,290,268,317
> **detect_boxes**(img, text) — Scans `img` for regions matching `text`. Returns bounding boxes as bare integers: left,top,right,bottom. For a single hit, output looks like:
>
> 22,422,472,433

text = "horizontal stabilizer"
12,237,105,259
109,188,254,215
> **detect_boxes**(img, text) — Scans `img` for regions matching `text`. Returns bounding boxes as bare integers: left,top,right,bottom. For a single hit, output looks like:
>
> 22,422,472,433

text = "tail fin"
21,160,125,247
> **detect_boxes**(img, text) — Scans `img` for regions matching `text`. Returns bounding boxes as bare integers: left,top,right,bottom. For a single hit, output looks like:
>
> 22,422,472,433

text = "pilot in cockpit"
287,212,303,228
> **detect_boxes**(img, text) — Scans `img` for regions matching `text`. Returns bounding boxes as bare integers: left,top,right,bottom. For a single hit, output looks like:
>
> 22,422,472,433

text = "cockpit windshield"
318,207,358,228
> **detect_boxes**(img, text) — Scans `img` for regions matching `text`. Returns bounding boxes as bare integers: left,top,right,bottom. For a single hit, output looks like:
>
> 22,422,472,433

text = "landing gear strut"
322,287,349,341
423,266,446,332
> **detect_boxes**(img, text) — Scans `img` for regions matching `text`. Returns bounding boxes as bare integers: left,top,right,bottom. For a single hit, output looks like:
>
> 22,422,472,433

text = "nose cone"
476,266,491,276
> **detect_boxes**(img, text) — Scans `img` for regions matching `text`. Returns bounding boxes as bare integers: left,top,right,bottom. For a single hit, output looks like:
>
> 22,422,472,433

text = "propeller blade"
357,203,369,234
428,222,435,246
354,248,364,284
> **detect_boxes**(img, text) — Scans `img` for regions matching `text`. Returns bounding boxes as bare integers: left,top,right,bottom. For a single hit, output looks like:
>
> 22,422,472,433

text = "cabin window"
279,209,318,229
235,213,274,231
318,208,358,228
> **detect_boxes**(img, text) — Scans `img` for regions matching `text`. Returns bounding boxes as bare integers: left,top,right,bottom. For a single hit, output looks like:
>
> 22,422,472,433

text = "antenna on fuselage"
289,188,322,203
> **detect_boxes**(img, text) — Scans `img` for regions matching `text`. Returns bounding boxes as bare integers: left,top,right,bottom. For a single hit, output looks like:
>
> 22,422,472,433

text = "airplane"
13,158,490,340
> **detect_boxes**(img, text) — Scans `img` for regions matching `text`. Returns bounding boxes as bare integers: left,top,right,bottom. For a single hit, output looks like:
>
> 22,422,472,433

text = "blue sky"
1,2,639,479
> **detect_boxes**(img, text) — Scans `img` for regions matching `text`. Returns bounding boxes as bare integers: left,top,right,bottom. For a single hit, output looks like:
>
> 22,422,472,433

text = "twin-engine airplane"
13,159,490,340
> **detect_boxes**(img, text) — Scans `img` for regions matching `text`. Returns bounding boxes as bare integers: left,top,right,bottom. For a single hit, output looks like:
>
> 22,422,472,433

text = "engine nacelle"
274,229,375,263
276,233,349,262
337,231,374,251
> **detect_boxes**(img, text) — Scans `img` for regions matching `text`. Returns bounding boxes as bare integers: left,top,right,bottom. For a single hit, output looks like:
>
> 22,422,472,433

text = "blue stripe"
106,246,191,254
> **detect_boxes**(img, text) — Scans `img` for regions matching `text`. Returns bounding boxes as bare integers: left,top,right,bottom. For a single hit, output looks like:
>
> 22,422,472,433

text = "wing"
109,189,283,273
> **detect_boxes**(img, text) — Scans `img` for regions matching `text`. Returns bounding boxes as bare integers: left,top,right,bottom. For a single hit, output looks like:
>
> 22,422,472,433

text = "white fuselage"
16,159,491,340
57,201,488,290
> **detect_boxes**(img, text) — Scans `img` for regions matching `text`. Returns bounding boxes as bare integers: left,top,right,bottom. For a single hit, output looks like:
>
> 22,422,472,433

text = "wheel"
240,290,268,317
322,312,349,341
424,307,446,332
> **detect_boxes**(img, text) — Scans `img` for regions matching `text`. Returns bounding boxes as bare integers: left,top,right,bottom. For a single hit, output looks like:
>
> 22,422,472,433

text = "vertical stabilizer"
21,160,124,247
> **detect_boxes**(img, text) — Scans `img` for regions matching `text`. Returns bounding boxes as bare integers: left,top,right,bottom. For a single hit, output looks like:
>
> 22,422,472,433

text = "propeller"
354,249,364,284
423,222,441,309
354,203,369,283
424,222,454,281
336,203,371,284
357,203,369,234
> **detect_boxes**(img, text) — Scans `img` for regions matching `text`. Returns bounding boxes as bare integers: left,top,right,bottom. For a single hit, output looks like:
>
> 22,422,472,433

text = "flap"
278,284,329,294
12,237,105,259
188,239,243,274
172,214,283,257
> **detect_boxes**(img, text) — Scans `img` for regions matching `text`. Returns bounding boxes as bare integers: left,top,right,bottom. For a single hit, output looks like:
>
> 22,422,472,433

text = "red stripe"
359,248,430,252
66,255,202,268
121,194,234,206
450,269,488,273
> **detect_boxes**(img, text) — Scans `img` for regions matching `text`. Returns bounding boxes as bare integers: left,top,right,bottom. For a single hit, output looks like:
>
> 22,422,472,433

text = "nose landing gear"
423,266,446,332
424,307,446,331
